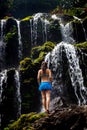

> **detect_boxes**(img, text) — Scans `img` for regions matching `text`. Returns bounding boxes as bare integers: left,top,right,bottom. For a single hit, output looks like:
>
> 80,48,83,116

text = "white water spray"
60,22,75,44
16,20,23,60
63,42,87,105
14,70,21,117
0,70,7,128
0,20,6,69
30,13,50,46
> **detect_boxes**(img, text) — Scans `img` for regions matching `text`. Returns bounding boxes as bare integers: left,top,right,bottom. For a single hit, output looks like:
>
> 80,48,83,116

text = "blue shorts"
39,82,52,91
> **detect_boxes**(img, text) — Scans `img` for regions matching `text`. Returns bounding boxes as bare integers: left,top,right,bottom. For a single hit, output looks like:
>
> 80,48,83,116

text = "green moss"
5,32,15,42
6,112,46,130
5,25,17,43
23,78,33,83
67,8,84,16
33,56,44,65
21,16,33,21
74,42,87,49
4,128,9,130
44,41,55,49
3,16,14,20
31,41,55,59
20,57,33,71
51,6,86,17
39,51,46,58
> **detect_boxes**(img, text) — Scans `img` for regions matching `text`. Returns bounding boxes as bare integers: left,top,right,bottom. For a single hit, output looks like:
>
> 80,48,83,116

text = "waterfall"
64,43,87,105
51,14,60,20
16,20,22,60
14,69,21,118
0,69,22,129
51,14,62,22
45,42,87,106
43,18,50,42
0,70,7,102
0,19,22,129
0,19,6,41
31,13,43,46
60,22,75,44
0,70,7,128
45,43,63,95
0,20,6,69
0,13,87,127
30,13,50,46
45,19,87,108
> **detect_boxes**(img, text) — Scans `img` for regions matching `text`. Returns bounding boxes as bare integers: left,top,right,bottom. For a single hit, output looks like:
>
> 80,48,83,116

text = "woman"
37,61,52,114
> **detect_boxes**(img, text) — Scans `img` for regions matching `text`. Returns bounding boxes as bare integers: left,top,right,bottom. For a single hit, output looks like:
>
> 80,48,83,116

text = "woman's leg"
41,90,46,111
46,90,51,112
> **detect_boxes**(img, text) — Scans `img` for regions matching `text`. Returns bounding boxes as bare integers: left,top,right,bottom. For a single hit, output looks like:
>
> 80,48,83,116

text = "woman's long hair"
41,61,47,72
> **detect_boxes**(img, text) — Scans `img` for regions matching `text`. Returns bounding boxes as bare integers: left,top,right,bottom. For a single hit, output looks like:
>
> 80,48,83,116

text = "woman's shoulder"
38,69,42,73
46,68,51,72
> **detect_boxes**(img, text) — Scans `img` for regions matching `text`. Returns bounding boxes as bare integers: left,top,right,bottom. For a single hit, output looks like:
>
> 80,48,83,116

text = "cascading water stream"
0,19,6,41
0,20,6,69
60,22,75,44
45,20,87,108
14,69,21,118
45,43,64,111
16,20,23,60
45,41,87,106
45,43,63,94
31,13,43,46
42,18,50,43
0,70,7,128
63,43,87,105
51,14,61,21
30,13,50,46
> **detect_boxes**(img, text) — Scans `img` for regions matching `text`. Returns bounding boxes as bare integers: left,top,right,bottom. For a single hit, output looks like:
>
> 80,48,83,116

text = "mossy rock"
31,41,55,59
21,16,33,21
5,112,46,130
74,42,87,50
20,57,33,71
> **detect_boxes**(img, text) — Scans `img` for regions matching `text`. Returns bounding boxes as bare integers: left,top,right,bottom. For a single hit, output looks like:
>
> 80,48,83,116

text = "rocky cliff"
6,104,87,130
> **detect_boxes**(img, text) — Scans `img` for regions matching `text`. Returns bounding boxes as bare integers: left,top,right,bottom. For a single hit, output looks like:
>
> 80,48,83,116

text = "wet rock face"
32,105,87,130
20,20,31,58
4,18,19,68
